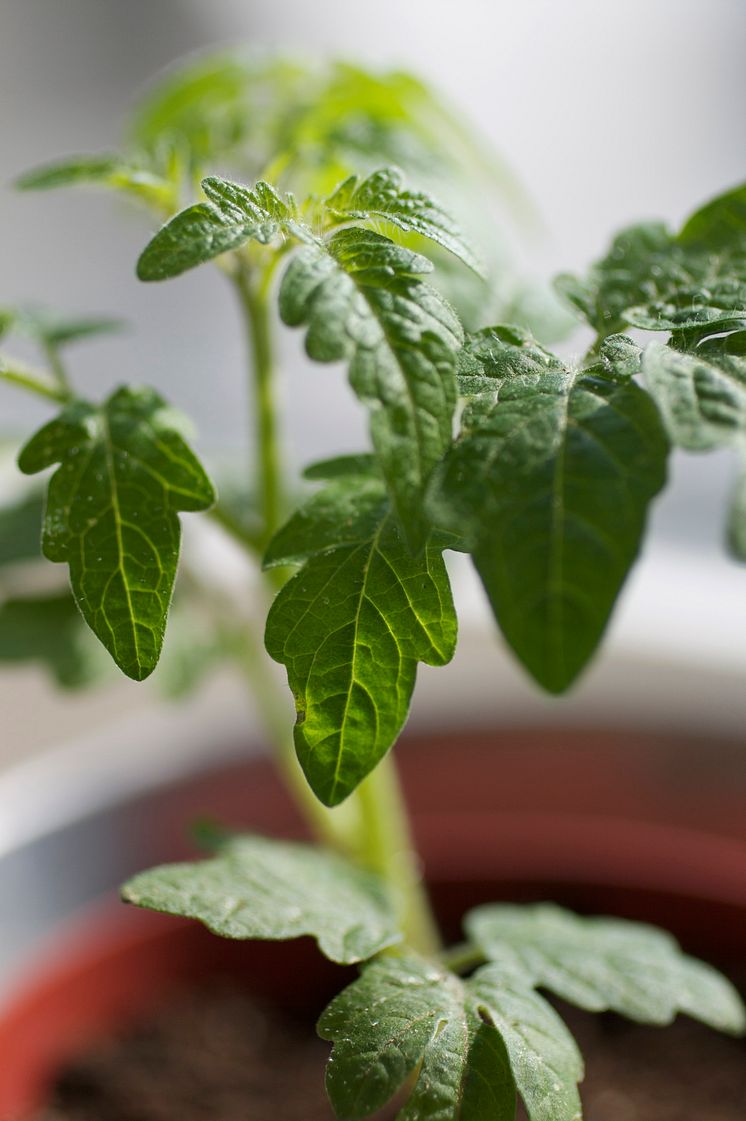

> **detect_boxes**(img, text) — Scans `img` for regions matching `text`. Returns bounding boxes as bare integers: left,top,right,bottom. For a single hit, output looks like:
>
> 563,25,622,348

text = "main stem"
232,257,441,958
235,262,283,549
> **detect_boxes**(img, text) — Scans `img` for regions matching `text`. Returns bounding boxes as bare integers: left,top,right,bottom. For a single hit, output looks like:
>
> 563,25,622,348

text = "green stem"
355,757,441,958
229,618,360,855
234,262,284,548
440,942,485,975
0,356,71,403
41,341,72,397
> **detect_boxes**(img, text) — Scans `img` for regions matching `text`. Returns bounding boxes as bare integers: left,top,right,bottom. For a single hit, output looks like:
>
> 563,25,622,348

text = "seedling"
3,52,745,1119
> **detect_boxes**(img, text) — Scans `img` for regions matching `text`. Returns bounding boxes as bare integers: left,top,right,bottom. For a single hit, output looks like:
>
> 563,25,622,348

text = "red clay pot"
1,727,744,1119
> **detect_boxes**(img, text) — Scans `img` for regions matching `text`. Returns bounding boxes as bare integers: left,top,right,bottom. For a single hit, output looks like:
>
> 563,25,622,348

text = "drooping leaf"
18,386,215,680
466,903,746,1035
0,592,104,688
325,167,483,275
429,331,668,693
137,176,300,280
679,180,746,251
279,226,462,549
264,478,457,805
320,953,583,1121
727,450,746,560
122,833,400,965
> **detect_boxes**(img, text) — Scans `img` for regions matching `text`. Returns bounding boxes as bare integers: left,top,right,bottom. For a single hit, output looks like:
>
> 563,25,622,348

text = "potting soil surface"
36,982,746,1120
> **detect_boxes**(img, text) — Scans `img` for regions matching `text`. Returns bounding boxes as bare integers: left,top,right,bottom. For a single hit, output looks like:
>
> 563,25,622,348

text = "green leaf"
264,476,388,569
15,156,173,209
264,479,457,805
468,965,583,1121
325,167,483,276
320,953,584,1121
16,155,124,190
0,491,44,567
643,340,746,451
555,223,674,336
18,386,215,681
319,955,517,1121
679,181,746,251
279,227,462,549
429,331,668,693
0,306,124,349
122,833,400,965
302,453,381,481
557,216,746,337
0,592,104,688
136,176,299,281
466,903,746,1035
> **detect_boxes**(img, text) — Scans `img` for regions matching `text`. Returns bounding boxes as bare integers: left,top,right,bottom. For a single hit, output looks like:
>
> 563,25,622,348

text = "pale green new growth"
137,177,300,280
325,166,484,276
122,833,401,964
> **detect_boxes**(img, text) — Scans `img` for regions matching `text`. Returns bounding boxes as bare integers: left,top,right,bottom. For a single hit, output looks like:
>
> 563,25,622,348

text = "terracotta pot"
1,727,744,1118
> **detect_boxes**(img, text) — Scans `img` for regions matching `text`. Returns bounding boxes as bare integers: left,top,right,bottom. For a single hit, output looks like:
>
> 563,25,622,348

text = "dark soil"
36,982,746,1121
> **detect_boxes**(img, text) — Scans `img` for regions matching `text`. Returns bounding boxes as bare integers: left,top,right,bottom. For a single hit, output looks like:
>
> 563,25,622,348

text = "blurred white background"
1,0,745,765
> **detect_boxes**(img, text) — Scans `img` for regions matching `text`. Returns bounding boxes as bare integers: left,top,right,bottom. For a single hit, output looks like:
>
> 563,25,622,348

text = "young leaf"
325,167,483,275
0,593,104,688
16,156,173,209
279,227,462,549
264,478,457,805
122,833,401,964
0,306,124,349
16,155,125,190
429,331,668,693
18,386,215,680
466,903,746,1034
319,953,583,1121
136,176,299,280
